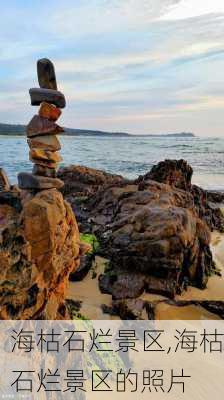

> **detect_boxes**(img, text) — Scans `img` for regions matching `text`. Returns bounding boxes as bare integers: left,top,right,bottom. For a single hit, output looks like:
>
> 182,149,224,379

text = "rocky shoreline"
58,159,224,320
1,153,224,319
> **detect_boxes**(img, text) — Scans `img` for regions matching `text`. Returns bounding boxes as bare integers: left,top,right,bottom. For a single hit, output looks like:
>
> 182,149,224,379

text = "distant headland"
0,122,195,137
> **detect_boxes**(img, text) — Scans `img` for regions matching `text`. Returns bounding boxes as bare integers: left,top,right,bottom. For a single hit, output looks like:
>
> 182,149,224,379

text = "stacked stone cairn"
18,58,65,190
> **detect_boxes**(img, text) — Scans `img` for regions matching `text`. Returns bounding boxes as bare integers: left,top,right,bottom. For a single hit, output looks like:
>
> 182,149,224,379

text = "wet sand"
67,256,119,320
154,302,221,320
67,232,224,320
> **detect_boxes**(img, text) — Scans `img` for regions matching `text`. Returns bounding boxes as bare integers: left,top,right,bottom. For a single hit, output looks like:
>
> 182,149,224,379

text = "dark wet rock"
58,165,128,197
114,275,144,299
18,172,64,190
101,304,118,316
101,299,155,319
197,301,224,319
0,191,22,213
137,159,193,191
69,254,93,281
98,273,118,295
66,299,82,314
29,88,66,108
58,165,129,231
206,190,224,203
99,272,146,299
112,299,155,320
37,58,57,90
191,185,224,232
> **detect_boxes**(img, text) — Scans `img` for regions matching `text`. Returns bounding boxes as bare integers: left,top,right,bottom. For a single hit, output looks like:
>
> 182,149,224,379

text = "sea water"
1,135,224,190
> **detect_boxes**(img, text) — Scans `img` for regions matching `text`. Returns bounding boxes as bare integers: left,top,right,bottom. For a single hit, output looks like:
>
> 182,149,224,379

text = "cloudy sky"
0,0,224,136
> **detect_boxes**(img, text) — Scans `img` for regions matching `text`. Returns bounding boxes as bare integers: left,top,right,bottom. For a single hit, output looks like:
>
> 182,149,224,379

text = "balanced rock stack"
18,58,65,190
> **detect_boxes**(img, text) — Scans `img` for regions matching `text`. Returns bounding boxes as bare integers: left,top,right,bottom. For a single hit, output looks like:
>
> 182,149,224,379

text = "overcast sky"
0,0,224,136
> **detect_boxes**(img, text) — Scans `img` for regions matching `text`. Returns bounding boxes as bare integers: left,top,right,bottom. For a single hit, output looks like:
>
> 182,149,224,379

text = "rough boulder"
58,160,217,300
0,188,83,319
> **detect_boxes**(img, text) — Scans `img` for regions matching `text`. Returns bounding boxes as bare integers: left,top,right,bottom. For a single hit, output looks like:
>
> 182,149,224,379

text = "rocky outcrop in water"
137,159,193,191
137,159,224,232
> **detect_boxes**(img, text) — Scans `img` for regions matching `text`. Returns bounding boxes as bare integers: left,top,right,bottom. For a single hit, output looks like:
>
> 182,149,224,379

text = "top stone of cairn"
37,58,57,90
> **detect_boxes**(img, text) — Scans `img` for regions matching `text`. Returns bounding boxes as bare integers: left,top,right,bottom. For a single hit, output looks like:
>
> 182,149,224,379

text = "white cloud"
161,0,224,20
0,0,224,136
49,0,179,38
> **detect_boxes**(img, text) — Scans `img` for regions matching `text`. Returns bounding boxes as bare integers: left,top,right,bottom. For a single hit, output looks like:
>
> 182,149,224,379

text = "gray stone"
18,172,64,190
29,88,66,108
37,58,57,90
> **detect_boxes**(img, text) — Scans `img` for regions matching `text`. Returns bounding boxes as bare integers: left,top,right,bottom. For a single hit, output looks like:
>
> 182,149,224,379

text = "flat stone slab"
30,148,62,163
37,58,57,90
29,88,66,108
28,135,61,151
26,115,64,138
39,102,61,121
18,172,64,190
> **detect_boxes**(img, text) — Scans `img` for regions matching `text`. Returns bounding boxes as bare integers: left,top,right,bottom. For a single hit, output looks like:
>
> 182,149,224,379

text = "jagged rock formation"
58,165,128,197
137,159,224,232
96,178,213,299
58,160,221,299
138,159,193,191
58,165,129,232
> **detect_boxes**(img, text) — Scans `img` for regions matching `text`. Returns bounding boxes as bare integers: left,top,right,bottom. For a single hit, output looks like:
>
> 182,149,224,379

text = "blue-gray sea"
1,135,224,190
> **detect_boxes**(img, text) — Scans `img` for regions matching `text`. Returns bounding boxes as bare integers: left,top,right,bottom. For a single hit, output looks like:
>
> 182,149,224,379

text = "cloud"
160,0,224,20
0,0,224,136
48,0,180,38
